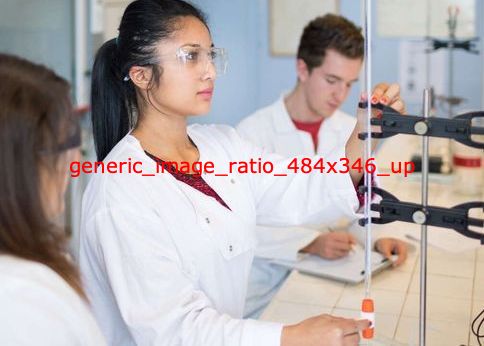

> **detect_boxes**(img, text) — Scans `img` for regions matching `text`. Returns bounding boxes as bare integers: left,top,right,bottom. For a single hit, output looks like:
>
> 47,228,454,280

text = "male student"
237,14,408,318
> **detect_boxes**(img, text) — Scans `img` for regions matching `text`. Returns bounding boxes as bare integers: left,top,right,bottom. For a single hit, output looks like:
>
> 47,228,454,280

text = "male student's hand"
375,237,408,266
300,232,357,259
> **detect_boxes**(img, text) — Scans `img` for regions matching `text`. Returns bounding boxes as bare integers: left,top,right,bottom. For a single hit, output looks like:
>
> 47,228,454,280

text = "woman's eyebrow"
180,43,215,48
182,43,200,48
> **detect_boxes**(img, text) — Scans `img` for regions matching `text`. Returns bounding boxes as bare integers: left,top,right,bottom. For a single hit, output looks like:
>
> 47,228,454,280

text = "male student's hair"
297,14,364,72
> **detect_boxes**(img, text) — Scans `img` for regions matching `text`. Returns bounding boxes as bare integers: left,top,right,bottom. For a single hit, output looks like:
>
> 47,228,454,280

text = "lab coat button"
229,245,233,252
230,178,235,184
205,217,210,224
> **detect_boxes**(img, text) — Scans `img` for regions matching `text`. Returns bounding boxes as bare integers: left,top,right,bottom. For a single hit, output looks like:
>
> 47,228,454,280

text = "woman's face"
145,16,217,117
41,148,80,219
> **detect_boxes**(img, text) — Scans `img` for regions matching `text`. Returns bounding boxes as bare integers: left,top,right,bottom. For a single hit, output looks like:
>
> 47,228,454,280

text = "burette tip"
361,298,375,339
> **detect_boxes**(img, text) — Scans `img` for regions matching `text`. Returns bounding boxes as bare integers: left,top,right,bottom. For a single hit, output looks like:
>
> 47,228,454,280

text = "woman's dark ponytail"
90,0,208,161
91,38,132,161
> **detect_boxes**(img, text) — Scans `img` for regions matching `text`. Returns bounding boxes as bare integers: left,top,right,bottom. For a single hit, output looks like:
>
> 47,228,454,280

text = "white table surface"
260,135,483,346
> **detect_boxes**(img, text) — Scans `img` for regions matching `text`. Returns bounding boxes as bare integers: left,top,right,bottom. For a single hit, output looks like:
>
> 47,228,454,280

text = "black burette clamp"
357,102,484,149
358,186,484,244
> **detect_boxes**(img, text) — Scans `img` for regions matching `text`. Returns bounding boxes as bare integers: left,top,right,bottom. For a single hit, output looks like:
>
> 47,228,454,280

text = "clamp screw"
412,210,427,224
414,121,429,135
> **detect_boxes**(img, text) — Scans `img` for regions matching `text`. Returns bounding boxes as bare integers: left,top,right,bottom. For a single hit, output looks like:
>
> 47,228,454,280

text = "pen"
360,258,389,275
405,233,419,242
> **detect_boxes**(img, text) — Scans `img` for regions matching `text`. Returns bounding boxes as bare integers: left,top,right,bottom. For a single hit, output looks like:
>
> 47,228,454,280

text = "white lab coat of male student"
79,124,361,346
237,95,380,318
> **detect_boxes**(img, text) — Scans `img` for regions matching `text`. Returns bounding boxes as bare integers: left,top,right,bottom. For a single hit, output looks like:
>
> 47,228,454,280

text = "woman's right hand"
281,314,370,346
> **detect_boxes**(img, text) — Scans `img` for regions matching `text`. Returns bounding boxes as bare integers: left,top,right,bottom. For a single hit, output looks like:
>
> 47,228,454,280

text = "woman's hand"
369,83,405,114
281,314,370,346
346,83,406,185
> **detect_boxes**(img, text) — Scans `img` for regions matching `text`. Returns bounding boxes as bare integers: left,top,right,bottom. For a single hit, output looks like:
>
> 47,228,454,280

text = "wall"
0,0,74,82
191,0,483,125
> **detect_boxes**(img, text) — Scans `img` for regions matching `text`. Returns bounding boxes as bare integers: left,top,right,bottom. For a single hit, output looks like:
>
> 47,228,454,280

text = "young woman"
80,0,403,345
0,54,105,345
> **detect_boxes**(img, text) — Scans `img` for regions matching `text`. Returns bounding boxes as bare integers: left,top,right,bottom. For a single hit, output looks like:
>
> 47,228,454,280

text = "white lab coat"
79,124,359,346
0,255,105,346
237,95,380,318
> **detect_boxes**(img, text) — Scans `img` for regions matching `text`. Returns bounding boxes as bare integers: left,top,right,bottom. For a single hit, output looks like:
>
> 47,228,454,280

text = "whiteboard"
103,0,131,41
377,0,475,38
398,40,446,104
270,0,339,56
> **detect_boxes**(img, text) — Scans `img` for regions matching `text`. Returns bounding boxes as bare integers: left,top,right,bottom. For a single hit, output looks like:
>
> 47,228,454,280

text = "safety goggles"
39,112,81,155
144,45,228,77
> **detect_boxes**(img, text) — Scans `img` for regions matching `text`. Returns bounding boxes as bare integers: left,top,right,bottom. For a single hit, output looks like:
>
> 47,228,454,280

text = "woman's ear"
128,66,153,90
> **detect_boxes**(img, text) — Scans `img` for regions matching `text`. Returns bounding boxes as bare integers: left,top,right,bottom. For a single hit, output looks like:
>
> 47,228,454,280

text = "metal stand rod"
363,0,373,300
448,39,454,117
447,9,456,173
419,89,431,346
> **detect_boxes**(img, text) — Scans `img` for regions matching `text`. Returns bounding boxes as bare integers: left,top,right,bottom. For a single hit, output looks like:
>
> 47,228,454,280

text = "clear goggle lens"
176,46,228,76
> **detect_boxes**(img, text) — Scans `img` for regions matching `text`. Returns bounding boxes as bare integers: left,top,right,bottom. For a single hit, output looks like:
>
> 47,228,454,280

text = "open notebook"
270,244,396,284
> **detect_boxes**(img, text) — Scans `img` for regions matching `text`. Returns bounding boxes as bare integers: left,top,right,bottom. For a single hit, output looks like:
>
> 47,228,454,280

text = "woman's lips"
197,88,213,100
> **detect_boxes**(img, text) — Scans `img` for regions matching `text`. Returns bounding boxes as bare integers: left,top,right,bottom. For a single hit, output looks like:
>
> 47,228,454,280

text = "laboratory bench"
261,135,483,346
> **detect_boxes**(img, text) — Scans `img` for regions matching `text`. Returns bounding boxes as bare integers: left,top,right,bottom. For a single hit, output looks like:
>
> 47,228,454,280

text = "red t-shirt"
292,118,324,151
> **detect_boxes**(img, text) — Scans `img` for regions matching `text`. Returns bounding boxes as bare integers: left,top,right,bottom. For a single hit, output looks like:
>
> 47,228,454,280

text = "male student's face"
299,49,362,118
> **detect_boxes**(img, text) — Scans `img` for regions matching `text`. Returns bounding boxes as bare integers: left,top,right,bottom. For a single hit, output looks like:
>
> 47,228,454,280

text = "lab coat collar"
271,93,346,134
271,94,298,134
126,129,238,217
124,129,209,174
